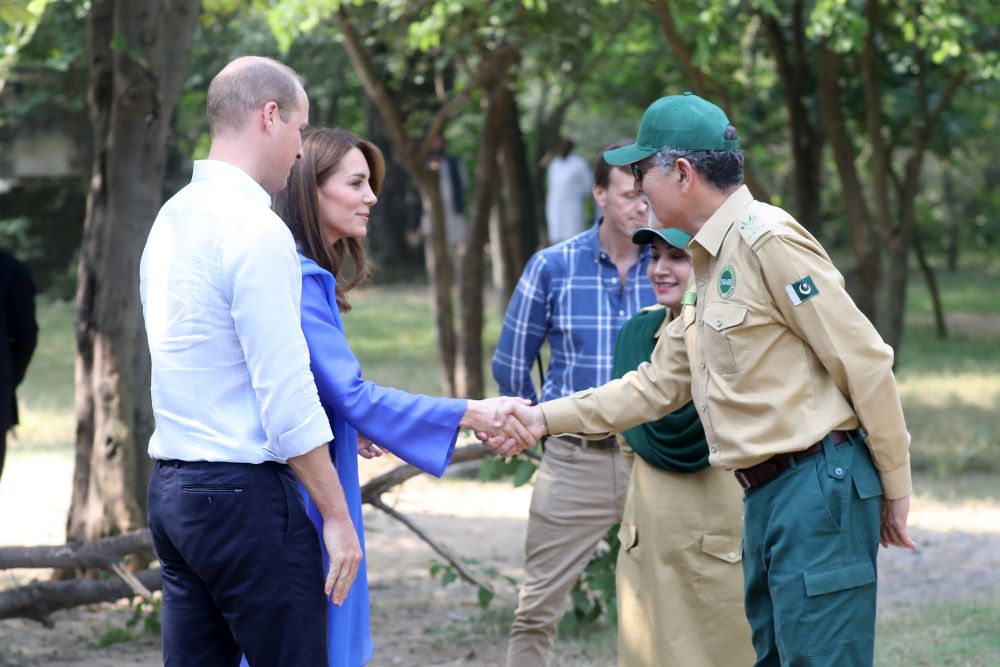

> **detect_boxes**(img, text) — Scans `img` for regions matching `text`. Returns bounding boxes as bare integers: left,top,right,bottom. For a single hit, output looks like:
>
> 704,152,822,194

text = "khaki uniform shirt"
542,186,912,499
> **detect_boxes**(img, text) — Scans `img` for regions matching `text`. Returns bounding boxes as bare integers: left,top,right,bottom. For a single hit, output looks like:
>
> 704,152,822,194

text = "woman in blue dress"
267,128,522,666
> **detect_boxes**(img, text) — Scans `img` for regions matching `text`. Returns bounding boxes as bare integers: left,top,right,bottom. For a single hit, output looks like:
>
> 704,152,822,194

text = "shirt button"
611,277,618,284
700,403,707,412
728,551,737,560
699,278,706,287
619,310,625,316
710,445,717,452
699,361,706,369
716,319,722,327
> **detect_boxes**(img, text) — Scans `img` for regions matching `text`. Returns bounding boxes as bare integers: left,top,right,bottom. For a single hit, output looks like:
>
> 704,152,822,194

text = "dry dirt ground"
1,447,999,667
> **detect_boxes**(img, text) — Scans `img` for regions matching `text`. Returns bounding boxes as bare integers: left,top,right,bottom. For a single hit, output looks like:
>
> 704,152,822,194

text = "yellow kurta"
542,186,911,499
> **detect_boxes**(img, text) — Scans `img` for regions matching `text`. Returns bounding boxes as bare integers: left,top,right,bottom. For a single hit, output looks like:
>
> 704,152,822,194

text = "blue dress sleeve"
300,274,467,477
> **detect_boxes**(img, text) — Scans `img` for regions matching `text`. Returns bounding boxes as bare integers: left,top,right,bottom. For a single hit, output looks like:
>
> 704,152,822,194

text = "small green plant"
97,595,161,647
478,447,540,487
559,524,620,634
429,557,517,610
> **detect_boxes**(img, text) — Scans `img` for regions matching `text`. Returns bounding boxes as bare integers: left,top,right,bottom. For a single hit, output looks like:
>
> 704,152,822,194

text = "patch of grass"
876,600,1000,667
13,297,75,452
346,285,504,396
907,259,1000,315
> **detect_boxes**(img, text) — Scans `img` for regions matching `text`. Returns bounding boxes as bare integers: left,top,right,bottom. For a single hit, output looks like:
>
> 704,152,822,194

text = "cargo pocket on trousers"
694,533,744,603
618,522,639,560
803,559,875,597
802,559,877,656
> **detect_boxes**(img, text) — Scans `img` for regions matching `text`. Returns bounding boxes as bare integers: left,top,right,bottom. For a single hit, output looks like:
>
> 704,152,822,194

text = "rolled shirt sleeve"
222,219,331,461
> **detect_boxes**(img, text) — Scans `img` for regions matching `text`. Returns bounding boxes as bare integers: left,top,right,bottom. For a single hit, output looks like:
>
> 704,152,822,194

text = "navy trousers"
148,460,328,667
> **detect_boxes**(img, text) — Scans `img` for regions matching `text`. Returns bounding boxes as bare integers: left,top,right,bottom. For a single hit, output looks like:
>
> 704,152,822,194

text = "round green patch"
717,265,737,299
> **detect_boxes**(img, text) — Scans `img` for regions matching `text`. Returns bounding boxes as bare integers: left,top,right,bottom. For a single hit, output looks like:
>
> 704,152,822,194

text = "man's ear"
592,184,607,208
675,158,694,190
261,100,280,133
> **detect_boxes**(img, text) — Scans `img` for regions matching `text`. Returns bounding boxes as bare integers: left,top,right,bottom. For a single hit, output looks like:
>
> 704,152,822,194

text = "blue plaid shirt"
492,223,654,403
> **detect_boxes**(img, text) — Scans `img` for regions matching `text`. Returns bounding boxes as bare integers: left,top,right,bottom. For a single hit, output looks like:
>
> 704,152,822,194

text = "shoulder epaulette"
734,206,773,249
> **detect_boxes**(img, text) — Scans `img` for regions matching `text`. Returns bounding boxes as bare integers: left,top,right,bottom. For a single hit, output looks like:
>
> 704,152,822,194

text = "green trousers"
742,433,883,666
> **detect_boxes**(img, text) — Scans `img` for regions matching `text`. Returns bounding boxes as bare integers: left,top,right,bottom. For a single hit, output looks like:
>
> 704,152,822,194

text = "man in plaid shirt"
493,139,655,666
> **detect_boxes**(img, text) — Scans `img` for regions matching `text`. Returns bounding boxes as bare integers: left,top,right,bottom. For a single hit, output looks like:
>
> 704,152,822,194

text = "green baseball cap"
631,227,692,249
604,92,739,166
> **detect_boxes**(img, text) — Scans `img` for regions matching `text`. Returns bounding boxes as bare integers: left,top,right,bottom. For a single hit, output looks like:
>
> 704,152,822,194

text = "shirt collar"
691,185,753,257
591,217,652,264
191,160,272,208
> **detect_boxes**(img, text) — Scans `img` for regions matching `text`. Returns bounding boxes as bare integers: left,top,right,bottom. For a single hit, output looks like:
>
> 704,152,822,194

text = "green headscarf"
612,307,709,473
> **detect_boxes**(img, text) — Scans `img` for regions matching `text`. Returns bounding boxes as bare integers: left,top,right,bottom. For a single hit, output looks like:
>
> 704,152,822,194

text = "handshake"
466,397,550,457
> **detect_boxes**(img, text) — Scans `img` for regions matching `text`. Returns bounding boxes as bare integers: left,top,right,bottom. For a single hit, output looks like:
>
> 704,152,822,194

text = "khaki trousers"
617,455,755,667
505,436,630,667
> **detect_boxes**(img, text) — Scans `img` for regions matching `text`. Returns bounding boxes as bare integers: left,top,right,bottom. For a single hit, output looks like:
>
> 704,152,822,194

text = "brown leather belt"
558,435,618,450
734,430,852,490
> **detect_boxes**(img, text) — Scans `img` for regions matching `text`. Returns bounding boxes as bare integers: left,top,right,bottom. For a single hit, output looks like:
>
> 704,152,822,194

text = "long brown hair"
274,128,385,312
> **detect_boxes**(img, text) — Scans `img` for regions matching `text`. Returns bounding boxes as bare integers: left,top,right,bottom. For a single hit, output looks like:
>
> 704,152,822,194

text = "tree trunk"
416,171,458,396
816,46,880,320
333,8,517,397
942,167,959,273
761,5,824,234
493,86,537,310
457,73,515,398
912,225,948,340
69,0,201,542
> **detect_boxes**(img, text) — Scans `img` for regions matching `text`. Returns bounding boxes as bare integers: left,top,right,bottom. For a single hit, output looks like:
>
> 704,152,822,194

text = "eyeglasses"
630,161,652,185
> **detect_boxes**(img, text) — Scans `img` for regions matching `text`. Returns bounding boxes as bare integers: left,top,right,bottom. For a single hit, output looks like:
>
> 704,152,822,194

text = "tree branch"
0,568,163,626
0,530,152,570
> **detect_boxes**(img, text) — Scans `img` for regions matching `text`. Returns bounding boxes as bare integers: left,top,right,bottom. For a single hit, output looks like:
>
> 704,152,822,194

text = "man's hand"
880,495,917,549
478,401,548,452
287,445,363,605
322,515,363,605
464,396,535,456
357,434,383,459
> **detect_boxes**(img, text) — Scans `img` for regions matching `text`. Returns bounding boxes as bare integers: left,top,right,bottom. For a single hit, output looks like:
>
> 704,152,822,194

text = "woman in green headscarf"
614,227,754,667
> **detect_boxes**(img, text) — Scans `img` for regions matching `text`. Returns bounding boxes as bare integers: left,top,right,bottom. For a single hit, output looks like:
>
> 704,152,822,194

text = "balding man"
140,56,359,666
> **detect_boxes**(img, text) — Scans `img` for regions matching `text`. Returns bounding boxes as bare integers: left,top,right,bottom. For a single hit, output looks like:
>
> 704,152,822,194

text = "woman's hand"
357,434,384,459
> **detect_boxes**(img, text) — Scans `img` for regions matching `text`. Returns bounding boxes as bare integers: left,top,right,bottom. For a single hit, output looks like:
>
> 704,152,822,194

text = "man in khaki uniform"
497,93,915,667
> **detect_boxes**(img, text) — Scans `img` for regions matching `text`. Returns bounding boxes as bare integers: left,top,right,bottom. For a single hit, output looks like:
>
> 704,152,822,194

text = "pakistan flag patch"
717,265,737,299
785,276,819,305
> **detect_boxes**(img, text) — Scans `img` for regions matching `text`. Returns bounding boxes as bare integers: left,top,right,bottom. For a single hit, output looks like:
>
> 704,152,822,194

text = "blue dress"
245,255,467,667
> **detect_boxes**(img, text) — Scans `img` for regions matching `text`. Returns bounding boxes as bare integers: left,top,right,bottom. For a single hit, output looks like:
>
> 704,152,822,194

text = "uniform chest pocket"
702,303,748,374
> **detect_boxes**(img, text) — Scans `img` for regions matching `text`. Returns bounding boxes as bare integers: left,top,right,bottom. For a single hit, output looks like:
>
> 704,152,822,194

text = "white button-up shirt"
139,160,332,463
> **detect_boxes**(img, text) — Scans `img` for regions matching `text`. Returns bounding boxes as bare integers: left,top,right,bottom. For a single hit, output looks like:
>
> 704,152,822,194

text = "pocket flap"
701,533,742,563
704,303,748,332
852,463,884,499
803,559,876,597
618,522,639,552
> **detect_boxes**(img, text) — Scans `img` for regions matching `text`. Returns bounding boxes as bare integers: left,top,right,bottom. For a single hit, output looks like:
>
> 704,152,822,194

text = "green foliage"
97,596,162,647
0,0,51,93
478,449,539,487
558,524,619,631
429,557,517,609
0,216,42,260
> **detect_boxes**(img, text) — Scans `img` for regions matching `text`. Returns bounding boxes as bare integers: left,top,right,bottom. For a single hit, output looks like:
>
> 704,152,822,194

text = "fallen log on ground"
0,444,505,624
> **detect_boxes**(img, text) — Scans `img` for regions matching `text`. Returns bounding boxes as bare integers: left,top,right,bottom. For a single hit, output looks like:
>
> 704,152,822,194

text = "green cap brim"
631,227,692,249
603,143,657,166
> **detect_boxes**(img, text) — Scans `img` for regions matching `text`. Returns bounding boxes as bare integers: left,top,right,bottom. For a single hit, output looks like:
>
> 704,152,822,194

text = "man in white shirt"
544,138,593,244
140,56,359,666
